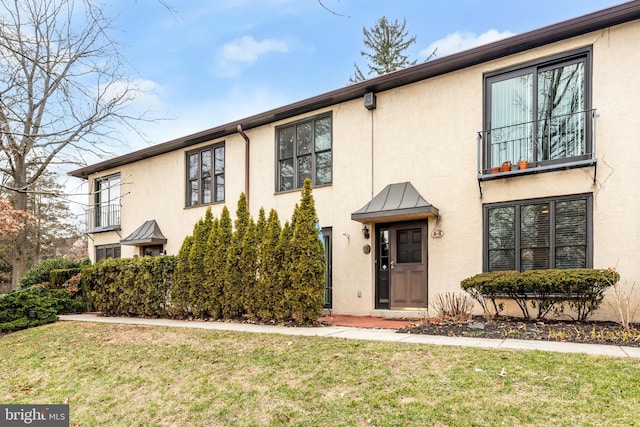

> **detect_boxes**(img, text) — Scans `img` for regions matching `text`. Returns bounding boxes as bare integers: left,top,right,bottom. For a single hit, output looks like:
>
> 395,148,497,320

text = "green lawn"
1,321,639,426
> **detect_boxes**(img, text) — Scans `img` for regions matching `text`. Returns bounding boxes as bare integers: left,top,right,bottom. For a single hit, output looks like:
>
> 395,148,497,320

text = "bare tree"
0,0,149,288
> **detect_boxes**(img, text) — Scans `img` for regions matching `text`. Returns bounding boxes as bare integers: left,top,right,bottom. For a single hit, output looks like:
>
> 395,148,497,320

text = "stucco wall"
85,20,640,321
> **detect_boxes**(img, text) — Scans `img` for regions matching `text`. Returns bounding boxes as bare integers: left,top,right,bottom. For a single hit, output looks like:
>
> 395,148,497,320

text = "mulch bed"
397,316,640,347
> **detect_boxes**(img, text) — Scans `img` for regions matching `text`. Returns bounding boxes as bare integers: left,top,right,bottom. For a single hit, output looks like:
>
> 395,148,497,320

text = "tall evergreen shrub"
287,179,326,323
168,236,194,317
223,193,250,318
256,209,282,320
189,208,214,317
209,206,232,319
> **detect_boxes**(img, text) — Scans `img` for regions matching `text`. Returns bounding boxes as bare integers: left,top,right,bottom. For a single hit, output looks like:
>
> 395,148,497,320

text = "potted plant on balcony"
491,166,500,174
517,159,529,170
501,161,512,172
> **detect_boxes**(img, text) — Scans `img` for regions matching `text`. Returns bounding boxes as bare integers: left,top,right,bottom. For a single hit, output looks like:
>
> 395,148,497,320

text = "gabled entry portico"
352,183,439,310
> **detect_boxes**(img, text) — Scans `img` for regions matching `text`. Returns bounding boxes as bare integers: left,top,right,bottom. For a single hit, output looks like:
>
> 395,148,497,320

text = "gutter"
237,124,250,209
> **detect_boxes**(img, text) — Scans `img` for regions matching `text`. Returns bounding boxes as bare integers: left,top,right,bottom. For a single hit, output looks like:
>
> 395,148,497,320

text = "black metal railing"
477,109,598,176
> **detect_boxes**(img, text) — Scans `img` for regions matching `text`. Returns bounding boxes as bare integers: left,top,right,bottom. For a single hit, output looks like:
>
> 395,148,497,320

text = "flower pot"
517,160,529,170
491,166,500,174
501,161,512,172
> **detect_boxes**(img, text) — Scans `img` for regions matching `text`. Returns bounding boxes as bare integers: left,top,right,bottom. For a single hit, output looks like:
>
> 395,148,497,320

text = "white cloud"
420,29,516,59
216,35,289,77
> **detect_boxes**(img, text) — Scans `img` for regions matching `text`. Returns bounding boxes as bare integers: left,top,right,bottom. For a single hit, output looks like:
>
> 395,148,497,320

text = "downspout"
237,124,250,210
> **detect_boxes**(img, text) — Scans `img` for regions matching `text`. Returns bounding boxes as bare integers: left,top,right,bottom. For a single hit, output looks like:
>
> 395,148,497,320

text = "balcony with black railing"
84,204,121,233
477,109,598,183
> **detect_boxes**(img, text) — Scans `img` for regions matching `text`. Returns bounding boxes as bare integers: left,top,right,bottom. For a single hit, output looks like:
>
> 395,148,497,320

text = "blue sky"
98,0,625,152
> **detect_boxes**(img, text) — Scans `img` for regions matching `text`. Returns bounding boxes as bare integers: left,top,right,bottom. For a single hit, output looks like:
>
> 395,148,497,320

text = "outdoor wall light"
362,225,370,239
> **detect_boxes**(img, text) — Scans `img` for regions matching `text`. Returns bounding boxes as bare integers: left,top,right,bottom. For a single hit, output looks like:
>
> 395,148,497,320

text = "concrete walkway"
59,314,640,359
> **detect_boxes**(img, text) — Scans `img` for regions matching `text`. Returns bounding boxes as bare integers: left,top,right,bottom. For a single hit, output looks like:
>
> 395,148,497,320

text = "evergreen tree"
223,193,250,318
210,206,232,319
257,209,282,320
188,208,214,318
274,219,294,322
287,179,326,323
202,216,219,316
239,218,259,317
350,17,417,83
169,235,194,317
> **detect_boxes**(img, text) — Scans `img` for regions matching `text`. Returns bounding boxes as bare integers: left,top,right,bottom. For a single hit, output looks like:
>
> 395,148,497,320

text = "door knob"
390,260,395,269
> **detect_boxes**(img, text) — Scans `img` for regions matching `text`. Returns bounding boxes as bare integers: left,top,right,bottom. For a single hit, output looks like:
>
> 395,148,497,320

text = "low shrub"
83,256,177,317
0,287,85,332
461,268,620,321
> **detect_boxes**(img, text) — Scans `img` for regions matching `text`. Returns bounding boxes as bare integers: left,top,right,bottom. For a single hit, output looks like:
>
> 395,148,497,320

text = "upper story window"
277,114,332,192
186,143,224,207
94,173,121,230
484,194,592,272
483,48,592,172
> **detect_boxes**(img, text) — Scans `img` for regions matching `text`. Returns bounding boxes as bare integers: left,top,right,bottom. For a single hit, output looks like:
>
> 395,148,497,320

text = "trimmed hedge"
0,287,85,332
83,256,177,317
460,268,620,321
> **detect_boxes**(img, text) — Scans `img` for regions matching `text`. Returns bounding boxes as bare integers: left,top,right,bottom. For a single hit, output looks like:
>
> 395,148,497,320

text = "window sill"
275,182,332,195
183,200,225,210
478,158,596,182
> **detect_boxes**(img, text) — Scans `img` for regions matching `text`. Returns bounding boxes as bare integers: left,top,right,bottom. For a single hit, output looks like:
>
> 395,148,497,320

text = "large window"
484,48,591,169
484,194,592,272
186,143,224,206
277,114,332,192
94,174,120,229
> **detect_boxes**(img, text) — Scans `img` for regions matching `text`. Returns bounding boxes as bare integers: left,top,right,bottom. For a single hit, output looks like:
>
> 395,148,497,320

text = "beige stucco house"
70,2,640,321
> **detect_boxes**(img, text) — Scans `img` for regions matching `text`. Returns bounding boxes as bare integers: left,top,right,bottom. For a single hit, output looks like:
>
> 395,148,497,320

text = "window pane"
296,122,312,155
110,176,121,201
397,229,421,264
279,127,294,159
189,154,198,180
316,151,332,185
489,249,516,271
520,204,550,270
556,199,587,245
315,117,331,151
297,155,312,187
214,147,224,174
556,247,586,269
488,207,514,249
201,150,211,177
555,199,587,268
279,159,294,191
488,206,515,271
537,62,585,160
215,175,224,202
189,180,198,205
202,177,212,204
490,74,533,166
